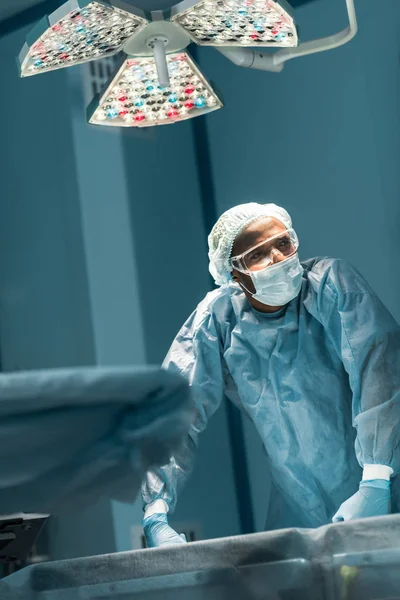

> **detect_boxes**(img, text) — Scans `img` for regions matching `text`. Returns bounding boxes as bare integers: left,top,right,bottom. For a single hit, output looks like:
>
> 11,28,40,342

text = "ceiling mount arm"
217,0,357,73
147,35,170,88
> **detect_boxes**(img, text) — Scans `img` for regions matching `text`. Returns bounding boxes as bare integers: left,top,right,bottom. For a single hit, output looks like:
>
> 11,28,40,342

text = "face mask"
241,253,303,306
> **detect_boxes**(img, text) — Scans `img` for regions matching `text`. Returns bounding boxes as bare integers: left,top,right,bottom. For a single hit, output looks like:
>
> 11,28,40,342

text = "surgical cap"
208,203,292,285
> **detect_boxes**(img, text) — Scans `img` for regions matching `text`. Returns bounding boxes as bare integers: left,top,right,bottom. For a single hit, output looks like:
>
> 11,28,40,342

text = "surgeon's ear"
231,271,239,282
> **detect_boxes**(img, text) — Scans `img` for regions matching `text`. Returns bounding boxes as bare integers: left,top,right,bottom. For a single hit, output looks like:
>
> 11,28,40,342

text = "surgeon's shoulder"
190,285,233,333
303,257,372,295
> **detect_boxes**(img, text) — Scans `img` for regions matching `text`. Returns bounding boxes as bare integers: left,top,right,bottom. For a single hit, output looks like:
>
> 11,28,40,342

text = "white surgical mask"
241,254,303,306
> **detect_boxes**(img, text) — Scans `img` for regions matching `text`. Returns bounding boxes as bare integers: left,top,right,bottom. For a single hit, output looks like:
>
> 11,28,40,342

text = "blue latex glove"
332,480,391,522
143,513,187,548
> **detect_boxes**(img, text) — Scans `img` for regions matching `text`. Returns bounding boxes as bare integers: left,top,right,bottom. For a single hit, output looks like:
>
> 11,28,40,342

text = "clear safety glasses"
230,228,299,274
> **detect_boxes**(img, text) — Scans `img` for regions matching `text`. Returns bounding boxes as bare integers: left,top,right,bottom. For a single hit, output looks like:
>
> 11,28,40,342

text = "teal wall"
0,26,118,560
0,26,94,373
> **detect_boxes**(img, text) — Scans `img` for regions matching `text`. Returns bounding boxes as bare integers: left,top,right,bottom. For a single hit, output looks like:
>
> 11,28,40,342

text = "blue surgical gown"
142,258,400,529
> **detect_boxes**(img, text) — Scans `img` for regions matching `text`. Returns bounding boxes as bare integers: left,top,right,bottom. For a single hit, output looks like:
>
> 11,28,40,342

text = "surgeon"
141,203,400,547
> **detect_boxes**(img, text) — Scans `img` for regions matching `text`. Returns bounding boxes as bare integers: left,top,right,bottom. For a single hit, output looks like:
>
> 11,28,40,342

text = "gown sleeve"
142,305,225,512
317,259,400,474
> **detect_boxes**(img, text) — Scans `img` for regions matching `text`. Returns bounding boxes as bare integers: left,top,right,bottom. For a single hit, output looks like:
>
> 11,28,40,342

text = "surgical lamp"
17,0,357,128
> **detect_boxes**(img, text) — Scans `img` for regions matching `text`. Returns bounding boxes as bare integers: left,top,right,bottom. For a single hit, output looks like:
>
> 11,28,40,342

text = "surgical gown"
142,258,400,529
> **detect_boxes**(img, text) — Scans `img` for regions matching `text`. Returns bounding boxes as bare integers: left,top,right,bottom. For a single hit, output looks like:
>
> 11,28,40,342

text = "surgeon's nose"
270,249,286,264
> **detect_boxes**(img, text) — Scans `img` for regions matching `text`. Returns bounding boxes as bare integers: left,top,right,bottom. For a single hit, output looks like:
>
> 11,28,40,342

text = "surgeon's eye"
276,237,294,253
277,236,291,247
247,250,263,263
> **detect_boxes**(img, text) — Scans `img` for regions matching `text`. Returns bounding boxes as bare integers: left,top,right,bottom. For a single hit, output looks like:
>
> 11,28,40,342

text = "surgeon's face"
231,217,288,313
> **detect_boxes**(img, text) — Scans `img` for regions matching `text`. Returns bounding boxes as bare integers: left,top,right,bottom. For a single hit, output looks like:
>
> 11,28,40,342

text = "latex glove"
332,480,391,522
143,513,187,548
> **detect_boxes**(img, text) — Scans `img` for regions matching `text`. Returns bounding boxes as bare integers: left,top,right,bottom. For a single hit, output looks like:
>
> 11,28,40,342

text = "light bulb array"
20,1,146,77
89,52,223,127
173,0,297,46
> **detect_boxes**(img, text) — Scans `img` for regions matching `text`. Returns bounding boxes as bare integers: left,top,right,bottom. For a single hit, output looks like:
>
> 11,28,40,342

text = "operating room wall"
196,0,400,530
0,28,95,373
0,27,122,559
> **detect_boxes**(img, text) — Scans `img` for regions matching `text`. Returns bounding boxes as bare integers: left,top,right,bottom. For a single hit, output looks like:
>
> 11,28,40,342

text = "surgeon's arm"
325,260,400,521
141,308,225,546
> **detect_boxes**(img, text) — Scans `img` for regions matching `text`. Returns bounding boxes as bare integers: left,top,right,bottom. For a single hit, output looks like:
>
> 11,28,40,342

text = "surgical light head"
17,0,357,129
17,0,298,128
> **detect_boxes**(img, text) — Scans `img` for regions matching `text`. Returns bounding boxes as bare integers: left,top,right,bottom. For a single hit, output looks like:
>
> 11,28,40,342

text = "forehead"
231,217,287,256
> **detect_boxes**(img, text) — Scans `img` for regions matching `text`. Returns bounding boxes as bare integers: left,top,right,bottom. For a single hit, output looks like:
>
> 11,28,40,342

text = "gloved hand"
143,513,187,548
332,480,391,522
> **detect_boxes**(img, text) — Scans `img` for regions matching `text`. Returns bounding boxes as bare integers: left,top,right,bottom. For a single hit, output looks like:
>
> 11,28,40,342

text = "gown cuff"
143,499,169,519
362,464,393,481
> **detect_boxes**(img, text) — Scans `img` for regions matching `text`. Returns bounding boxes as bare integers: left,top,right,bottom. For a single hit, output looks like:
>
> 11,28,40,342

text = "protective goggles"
230,228,299,274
